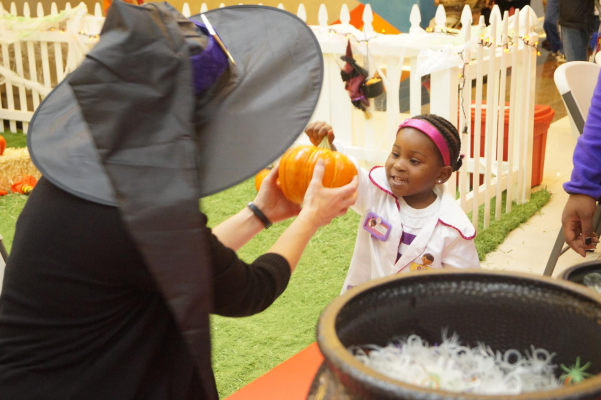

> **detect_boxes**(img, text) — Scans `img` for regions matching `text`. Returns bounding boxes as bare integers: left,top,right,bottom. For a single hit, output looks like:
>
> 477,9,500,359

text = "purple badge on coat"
363,212,392,241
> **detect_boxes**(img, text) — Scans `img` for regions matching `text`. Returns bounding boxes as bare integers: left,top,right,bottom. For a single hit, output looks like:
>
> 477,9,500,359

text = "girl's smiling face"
385,127,452,209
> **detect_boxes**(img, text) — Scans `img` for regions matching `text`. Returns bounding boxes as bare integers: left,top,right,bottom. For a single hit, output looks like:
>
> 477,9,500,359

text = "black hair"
413,114,463,172
423,253,434,262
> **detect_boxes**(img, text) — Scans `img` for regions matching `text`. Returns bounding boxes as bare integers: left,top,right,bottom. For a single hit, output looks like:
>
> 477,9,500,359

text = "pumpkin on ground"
279,139,357,205
254,168,272,192
11,175,38,195
0,135,5,156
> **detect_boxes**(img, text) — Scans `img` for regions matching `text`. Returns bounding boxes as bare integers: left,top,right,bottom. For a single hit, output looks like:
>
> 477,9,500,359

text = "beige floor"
483,116,601,276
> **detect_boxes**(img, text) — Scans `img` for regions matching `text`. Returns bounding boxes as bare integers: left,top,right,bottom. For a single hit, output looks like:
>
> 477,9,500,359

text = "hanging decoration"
340,39,384,118
341,39,370,113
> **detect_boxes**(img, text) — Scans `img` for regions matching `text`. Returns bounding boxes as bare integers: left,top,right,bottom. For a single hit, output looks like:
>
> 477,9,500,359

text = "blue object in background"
363,0,436,32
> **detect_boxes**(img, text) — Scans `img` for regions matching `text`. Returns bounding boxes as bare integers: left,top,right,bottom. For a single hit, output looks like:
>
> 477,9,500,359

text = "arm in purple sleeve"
564,70,601,200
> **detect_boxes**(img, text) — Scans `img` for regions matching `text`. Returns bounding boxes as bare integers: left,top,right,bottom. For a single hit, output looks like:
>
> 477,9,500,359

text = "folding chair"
544,61,601,276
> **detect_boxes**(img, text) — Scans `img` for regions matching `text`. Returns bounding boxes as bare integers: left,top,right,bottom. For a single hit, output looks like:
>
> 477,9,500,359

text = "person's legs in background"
562,26,591,61
543,0,564,54
591,14,600,54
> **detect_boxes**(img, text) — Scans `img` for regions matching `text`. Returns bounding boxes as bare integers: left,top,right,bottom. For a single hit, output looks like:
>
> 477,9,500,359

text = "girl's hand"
299,159,358,229
254,166,301,223
562,194,600,257
305,121,335,147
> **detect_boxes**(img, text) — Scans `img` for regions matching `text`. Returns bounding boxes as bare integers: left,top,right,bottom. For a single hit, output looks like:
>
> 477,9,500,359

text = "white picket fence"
0,1,103,133
305,3,539,230
1,2,540,229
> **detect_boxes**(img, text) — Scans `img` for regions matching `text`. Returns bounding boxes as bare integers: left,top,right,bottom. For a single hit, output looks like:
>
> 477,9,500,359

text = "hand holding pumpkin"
299,159,358,229
305,121,335,148
253,165,302,223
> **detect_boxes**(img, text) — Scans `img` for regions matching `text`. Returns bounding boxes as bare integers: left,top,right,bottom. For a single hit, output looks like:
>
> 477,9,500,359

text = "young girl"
306,114,481,293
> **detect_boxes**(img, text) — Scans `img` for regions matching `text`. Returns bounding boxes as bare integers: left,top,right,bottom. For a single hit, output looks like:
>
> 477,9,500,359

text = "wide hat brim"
28,3,323,206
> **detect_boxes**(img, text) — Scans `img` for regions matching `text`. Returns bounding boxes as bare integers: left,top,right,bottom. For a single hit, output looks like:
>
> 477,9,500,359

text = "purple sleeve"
564,70,601,199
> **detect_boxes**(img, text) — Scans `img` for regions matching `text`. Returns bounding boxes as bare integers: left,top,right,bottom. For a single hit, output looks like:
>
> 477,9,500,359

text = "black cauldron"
560,261,601,285
309,270,601,400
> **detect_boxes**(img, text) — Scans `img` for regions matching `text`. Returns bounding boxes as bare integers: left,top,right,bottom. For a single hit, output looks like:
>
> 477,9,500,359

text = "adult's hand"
268,159,358,271
305,121,335,148
562,194,599,256
299,159,358,229
254,166,301,223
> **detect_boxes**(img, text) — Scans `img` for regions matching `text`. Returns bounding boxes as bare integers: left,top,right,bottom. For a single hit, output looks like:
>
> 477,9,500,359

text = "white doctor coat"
341,164,480,294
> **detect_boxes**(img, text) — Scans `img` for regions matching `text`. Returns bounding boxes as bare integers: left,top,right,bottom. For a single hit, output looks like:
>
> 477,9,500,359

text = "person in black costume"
0,2,357,399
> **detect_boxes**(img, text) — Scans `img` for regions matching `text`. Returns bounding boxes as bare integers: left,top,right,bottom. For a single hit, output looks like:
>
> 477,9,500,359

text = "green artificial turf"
202,179,360,397
205,182,550,397
0,194,28,251
1,130,27,149
471,188,551,260
0,177,551,398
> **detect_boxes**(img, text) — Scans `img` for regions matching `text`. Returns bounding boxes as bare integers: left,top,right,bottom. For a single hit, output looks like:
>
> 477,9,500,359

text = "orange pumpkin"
0,135,5,156
254,168,272,192
279,141,357,205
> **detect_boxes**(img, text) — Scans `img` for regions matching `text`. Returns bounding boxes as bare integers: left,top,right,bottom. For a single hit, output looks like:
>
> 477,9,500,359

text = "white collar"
368,166,476,239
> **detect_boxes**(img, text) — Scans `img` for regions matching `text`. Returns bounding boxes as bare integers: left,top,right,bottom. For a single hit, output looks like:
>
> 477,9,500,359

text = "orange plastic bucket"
468,102,555,187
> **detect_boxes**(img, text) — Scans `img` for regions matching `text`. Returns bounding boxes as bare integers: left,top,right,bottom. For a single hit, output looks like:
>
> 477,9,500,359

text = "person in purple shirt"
562,70,601,256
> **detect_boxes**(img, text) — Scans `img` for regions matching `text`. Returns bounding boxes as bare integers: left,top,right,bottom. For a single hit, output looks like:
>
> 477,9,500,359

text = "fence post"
277,4,284,10
26,24,41,117
318,4,328,32
472,15,486,227
362,4,374,37
2,30,15,132
506,9,520,212
490,4,502,162
200,3,207,12
51,4,65,91
434,4,446,32
495,11,510,220
319,4,353,147
522,6,537,202
297,4,306,23
340,4,350,25
483,10,498,229
409,4,422,35
458,4,472,211
14,6,29,131
182,2,190,17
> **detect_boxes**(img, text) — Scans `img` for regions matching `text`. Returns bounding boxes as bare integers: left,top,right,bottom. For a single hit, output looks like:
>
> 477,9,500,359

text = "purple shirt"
564,69,601,199
397,231,417,262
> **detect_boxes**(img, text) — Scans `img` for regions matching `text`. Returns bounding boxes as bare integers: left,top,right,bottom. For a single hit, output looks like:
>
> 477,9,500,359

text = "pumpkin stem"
317,136,332,150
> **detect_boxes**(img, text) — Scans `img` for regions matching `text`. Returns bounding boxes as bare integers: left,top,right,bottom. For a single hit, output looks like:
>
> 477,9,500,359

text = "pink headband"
398,118,450,167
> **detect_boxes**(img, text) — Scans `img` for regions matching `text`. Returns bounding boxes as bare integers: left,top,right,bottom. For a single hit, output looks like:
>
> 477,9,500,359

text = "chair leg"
544,229,565,276
594,204,601,238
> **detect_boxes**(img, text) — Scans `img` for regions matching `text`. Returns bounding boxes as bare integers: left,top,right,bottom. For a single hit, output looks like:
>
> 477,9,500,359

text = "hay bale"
0,148,42,191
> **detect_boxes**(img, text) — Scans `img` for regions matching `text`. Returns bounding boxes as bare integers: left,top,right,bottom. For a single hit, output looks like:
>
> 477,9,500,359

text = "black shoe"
542,40,551,51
